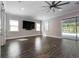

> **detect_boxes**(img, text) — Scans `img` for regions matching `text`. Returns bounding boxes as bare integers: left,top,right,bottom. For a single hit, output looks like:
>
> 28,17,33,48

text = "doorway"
62,17,79,40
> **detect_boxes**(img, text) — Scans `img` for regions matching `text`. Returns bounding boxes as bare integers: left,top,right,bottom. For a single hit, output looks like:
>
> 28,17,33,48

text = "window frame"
35,23,40,31
9,20,19,32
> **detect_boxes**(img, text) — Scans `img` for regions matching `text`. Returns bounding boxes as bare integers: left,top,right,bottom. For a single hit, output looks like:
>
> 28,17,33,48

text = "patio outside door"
62,17,77,40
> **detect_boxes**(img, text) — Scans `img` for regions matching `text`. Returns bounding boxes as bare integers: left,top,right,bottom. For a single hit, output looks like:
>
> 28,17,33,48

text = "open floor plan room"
0,1,79,58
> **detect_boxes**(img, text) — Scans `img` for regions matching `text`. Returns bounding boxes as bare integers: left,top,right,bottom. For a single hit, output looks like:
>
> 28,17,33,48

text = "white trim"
6,34,41,40
46,35,62,39
6,34,62,40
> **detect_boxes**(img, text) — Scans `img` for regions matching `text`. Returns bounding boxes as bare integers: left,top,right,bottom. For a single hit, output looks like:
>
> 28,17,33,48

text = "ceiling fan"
43,1,70,12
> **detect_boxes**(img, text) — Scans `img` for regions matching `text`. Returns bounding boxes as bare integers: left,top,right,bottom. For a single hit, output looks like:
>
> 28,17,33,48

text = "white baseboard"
6,34,41,40
46,35,62,39
6,34,62,40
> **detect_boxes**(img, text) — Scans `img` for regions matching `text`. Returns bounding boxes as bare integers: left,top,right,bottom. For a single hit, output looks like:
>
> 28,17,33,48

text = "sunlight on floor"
8,42,20,57
35,37,42,53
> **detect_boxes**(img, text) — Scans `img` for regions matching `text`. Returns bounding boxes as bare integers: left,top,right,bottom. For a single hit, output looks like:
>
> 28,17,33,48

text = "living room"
0,0,79,58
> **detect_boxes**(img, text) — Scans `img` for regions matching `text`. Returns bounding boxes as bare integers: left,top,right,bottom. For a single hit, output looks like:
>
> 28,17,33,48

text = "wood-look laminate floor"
1,35,79,58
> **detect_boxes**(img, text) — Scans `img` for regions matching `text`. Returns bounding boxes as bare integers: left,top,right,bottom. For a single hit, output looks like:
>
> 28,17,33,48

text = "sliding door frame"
76,17,77,41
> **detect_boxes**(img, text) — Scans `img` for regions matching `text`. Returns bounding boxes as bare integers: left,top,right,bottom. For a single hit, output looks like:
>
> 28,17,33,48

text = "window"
9,20,19,31
36,23,40,31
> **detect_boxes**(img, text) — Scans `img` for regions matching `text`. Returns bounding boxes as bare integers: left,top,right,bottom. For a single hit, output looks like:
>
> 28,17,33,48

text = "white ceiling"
3,1,79,20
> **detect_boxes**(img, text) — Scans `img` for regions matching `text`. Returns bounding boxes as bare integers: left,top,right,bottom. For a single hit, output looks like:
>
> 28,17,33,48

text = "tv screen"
23,21,35,30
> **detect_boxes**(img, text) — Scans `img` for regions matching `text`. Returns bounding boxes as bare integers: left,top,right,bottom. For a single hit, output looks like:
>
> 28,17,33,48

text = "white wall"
47,18,62,38
0,1,6,46
0,6,1,47
0,10,1,46
47,10,79,39
6,13,41,39
41,20,48,36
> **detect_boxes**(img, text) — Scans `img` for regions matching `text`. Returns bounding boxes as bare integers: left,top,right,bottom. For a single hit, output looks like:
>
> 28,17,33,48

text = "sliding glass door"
62,17,76,40
62,16,79,40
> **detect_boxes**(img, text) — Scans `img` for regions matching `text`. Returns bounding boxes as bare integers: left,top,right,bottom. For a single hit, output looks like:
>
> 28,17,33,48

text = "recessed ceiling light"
21,8,24,10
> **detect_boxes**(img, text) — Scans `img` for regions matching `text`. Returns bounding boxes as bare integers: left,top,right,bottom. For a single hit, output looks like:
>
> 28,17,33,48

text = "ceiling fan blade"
45,1,51,6
55,6,62,9
55,1,62,5
42,6,49,7
52,8,55,12
57,2,70,6
52,1,55,5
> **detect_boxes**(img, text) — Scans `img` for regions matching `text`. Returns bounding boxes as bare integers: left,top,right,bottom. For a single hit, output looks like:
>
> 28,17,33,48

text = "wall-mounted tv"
23,20,35,30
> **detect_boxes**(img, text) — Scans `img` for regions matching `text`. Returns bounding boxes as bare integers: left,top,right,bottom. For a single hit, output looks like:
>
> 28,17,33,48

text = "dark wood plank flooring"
1,36,79,58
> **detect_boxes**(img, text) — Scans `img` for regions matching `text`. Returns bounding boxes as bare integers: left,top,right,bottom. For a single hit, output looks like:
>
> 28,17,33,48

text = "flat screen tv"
23,20,35,30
